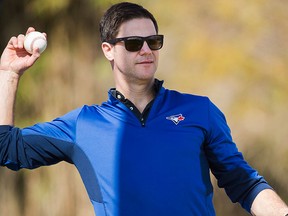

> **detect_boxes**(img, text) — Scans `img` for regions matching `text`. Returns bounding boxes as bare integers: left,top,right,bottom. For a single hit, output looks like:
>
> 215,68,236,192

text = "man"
0,2,287,216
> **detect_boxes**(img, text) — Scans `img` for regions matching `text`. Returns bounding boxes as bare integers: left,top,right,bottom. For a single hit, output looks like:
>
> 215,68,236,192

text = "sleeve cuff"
243,182,273,213
0,125,13,132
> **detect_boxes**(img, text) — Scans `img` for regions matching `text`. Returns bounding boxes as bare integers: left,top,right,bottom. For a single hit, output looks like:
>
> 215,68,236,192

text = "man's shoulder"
163,88,210,104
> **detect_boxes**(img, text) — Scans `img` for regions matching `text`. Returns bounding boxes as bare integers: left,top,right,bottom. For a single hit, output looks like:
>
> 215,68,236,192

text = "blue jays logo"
166,114,185,125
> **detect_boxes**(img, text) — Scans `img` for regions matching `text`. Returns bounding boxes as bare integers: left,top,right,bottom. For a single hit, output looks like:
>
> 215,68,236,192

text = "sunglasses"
106,35,164,52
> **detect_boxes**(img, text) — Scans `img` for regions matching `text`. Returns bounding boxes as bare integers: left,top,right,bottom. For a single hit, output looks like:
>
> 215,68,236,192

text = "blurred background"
1,0,288,215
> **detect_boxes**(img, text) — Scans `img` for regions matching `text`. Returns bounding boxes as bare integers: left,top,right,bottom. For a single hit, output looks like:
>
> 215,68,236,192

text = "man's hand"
0,27,46,125
0,27,46,76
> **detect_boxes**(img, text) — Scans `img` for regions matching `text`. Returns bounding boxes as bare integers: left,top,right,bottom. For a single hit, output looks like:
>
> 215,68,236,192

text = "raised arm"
0,27,46,125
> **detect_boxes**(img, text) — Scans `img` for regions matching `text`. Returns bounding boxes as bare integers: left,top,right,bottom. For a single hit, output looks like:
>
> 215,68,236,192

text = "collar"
109,79,164,126
110,79,164,102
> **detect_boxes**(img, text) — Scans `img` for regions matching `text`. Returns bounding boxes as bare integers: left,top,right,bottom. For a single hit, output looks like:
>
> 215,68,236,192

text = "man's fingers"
7,34,25,50
17,34,25,49
25,27,36,35
7,27,37,50
42,32,47,39
8,36,17,48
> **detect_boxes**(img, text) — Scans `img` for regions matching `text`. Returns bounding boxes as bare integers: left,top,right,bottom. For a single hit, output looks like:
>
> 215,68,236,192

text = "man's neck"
115,78,155,113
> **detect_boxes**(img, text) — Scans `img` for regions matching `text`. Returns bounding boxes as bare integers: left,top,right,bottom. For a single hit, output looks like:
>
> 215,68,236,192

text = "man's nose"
140,41,152,54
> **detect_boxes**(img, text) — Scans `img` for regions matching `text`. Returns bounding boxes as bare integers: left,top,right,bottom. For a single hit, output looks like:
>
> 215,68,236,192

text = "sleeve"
0,107,83,171
204,100,272,213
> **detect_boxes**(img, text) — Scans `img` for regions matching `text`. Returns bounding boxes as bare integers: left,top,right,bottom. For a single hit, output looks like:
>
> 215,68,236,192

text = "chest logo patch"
166,114,185,125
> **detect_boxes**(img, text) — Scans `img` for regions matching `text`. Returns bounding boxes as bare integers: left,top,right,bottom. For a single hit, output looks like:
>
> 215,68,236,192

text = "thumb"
26,48,41,68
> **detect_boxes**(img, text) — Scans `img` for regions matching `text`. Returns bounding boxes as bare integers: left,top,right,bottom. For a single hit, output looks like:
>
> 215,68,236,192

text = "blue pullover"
0,82,271,216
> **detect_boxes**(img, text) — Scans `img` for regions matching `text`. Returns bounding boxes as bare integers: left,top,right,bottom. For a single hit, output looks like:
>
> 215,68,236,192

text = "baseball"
24,31,47,54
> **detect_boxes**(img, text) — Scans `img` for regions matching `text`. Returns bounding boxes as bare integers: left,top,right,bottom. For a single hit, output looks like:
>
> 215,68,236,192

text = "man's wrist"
0,68,21,82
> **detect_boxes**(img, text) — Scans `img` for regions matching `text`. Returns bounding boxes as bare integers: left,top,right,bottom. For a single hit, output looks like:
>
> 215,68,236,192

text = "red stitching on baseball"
30,36,46,52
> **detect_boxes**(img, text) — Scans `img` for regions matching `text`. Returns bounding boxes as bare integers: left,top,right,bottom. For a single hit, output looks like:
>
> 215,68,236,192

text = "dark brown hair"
99,2,159,42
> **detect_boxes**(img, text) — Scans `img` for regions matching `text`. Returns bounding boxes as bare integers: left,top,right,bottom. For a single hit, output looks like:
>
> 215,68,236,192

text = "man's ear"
102,42,114,61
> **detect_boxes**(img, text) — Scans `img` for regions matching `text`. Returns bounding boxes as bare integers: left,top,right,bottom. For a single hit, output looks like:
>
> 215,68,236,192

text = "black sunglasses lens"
122,35,163,52
147,37,163,50
125,39,144,51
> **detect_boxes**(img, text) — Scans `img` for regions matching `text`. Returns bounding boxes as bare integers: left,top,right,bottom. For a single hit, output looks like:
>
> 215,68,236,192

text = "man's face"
109,18,160,83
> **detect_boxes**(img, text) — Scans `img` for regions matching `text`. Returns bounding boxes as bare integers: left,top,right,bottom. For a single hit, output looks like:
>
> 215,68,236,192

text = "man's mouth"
137,59,153,64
